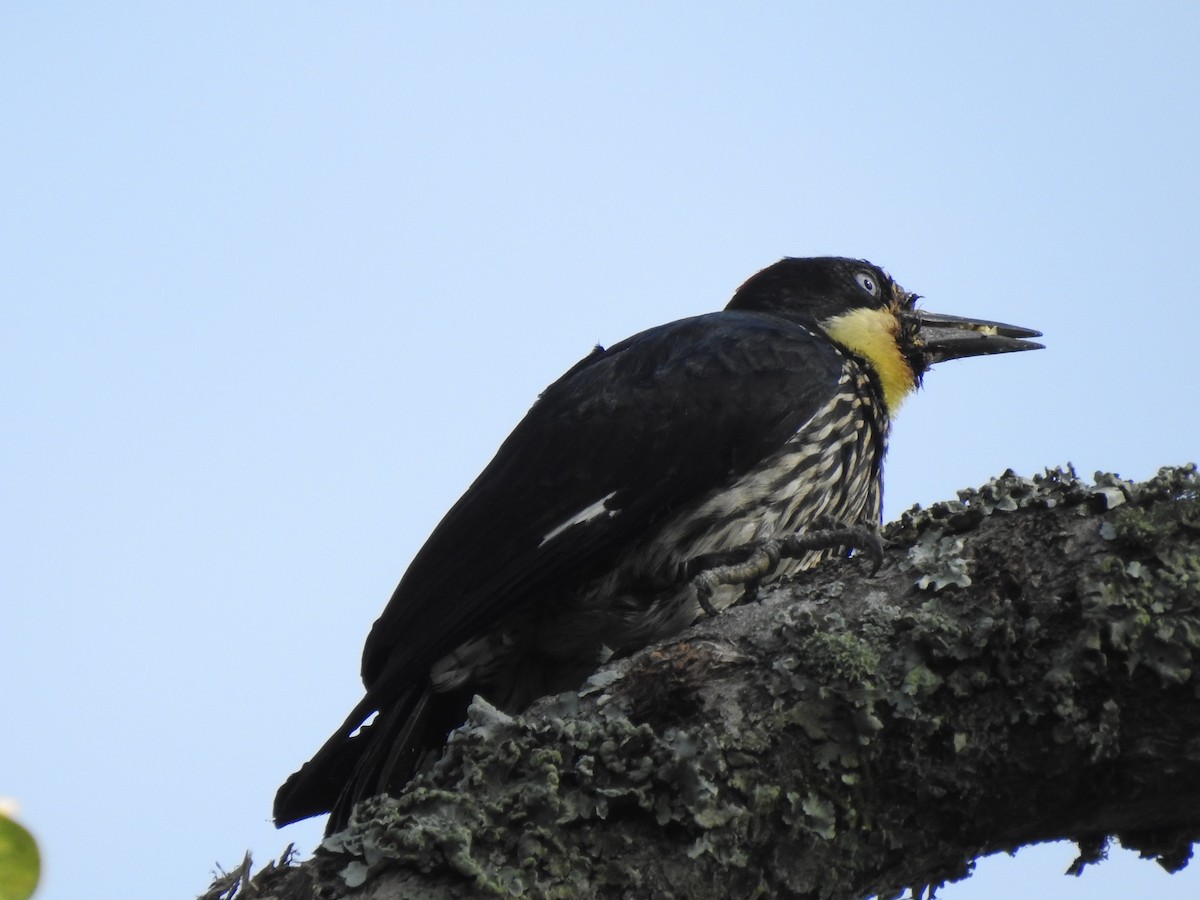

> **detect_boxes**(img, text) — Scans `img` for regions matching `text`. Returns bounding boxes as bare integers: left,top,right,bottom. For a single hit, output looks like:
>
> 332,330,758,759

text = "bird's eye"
855,271,879,296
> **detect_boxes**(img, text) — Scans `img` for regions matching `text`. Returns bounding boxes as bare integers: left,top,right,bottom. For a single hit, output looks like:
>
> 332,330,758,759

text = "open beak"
902,310,1044,365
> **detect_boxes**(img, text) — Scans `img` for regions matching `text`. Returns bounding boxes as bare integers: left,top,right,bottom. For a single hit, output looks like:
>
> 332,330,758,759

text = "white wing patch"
539,490,618,547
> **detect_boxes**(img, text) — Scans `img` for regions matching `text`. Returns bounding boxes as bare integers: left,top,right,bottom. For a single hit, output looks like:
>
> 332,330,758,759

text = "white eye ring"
855,271,879,296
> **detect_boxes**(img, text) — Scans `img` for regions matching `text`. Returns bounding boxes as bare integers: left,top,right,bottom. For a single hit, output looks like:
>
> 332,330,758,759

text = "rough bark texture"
210,464,1200,900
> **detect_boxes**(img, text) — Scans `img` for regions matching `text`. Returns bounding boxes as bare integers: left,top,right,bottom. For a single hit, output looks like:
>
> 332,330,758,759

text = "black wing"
275,309,847,826
361,309,845,689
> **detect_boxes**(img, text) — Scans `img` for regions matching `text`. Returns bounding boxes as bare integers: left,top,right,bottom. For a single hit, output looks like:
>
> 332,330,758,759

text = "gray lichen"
268,464,1200,900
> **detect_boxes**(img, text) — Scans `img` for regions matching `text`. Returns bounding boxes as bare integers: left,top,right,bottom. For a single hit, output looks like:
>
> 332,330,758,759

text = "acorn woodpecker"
274,256,1043,831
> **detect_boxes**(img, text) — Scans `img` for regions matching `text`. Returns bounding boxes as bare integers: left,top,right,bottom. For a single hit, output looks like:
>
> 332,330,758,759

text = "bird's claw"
689,522,884,617
693,540,782,616
779,523,885,575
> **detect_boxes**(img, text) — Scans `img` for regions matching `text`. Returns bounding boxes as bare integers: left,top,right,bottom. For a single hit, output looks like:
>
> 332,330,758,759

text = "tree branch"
220,464,1200,900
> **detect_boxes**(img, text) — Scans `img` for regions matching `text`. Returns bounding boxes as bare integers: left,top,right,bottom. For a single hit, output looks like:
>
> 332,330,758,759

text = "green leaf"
0,812,40,900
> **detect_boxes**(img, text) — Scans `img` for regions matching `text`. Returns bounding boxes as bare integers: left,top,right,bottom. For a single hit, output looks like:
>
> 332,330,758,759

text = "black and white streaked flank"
274,256,1043,832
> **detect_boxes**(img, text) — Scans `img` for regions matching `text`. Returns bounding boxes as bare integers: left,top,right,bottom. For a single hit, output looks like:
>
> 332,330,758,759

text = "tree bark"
213,464,1200,900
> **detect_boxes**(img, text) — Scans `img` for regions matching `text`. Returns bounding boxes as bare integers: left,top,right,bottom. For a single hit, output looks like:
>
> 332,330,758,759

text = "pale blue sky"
4,5,1198,899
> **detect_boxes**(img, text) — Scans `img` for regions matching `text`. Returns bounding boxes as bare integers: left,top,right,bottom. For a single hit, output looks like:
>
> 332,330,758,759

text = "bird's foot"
689,521,884,617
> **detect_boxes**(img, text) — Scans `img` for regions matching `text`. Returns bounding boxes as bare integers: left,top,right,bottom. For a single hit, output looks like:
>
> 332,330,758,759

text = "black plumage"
274,257,1042,831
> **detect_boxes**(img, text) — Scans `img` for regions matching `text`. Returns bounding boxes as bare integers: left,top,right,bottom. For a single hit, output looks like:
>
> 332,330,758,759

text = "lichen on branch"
217,464,1200,900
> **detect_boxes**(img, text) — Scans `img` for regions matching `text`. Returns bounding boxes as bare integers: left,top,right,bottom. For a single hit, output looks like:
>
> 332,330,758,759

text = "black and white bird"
274,256,1042,831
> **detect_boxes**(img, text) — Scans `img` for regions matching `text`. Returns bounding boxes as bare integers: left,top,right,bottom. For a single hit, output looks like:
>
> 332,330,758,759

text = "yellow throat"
819,306,917,413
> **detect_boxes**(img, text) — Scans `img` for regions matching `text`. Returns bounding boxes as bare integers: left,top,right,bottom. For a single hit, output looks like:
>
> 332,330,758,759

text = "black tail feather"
326,684,436,833
273,683,434,833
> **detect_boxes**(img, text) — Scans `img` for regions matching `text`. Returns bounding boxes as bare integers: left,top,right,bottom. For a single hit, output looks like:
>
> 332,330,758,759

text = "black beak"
902,310,1044,365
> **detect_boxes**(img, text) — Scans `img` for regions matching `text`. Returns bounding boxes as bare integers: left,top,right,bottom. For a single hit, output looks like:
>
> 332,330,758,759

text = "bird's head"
726,257,1043,412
